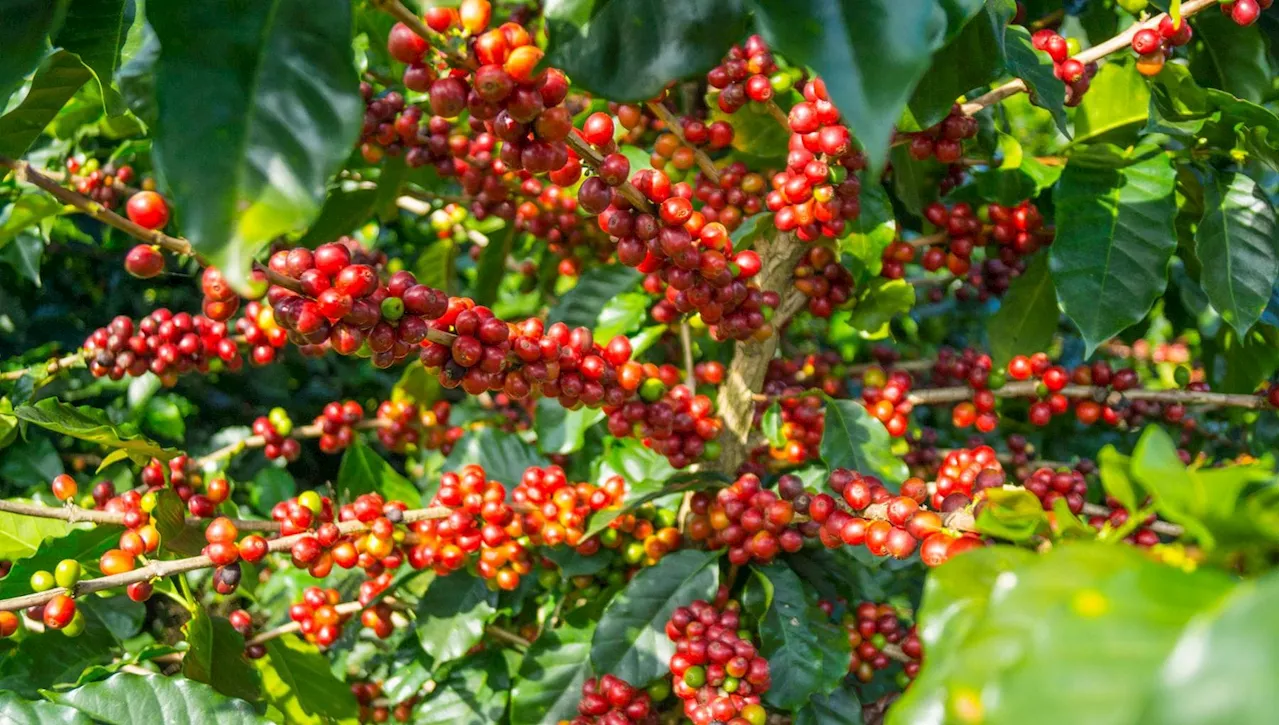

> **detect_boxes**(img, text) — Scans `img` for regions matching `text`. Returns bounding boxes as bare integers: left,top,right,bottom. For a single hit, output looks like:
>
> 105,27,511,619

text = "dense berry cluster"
315,400,364,454
511,466,621,551
66,157,136,210
769,79,864,240
375,398,460,454
1021,465,1087,514
667,597,771,725
605,373,722,468
353,680,419,723
824,469,963,564
252,407,301,461
268,240,448,367
234,300,290,365
563,674,658,725
1029,29,1099,104
650,118,735,177
692,162,767,233
685,474,806,564
287,586,354,648
707,35,781,112
793,245,854,317
860,367,916,437
882,200,1047,284
904,105,978,164
933,445,1003,511
84,310,240,384
838,601,922,685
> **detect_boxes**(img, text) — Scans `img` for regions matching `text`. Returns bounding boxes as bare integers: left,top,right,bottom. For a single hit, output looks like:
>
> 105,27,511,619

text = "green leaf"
890,544,1236,725
1188,11,1271,105
820,397,908,485
151,488,186,542
412,650,511,725
255,637,359,725
336,439,420,505
145,0,362,293
544,0,749,103
1147,64,1278,169
250,465,296,516
0,0,70,104
542,545,615,577
1137,572,1279,725
511,622,595,725
1194,169,1278,334
848,278,915,337
0,50,92,158
547,264,642,328
1097,445,1139,515
908,0,1014,127
0,526,116,599
757,562,852,709
0,692,92,725
413,237,455,294
296,184,377,246
535,397,604,455
0,596,142,696
52,0,133,114
1072,61,1150,145
1,232,44,286
986,253,1057,368
183,608,262,701
0,507,73,561
793,686,864,725
1002,25,1069,136
1220,324,1280,394
414,571,498,665
55,673,270,724
0,195,63,250
974,487,1048,542
591,549,720,684
393,360,442,406
1050,147,1176,354
593,293,650,344
0,433,63,484
443,428,549,487
583,470,721,540
751,0,952,169
16,398,177,465
472,225,514,307
762,401,785,449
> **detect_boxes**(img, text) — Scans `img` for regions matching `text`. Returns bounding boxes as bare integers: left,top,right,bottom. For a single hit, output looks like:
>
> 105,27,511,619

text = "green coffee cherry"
29,570,55,592
54,559,82,589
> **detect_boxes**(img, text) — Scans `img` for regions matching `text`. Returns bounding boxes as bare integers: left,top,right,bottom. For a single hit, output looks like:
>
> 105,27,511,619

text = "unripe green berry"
30,570,55,592
62,610,86,637
381,297,405,322
683,665,706,688
54,559,82,589
639,377,666,403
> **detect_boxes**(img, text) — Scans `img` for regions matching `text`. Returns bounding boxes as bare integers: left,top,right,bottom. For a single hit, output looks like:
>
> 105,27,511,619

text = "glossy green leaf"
986,253,1057,368
1147,64,1278,169
848,278,915,336
0,692,92,725
55,673,269,725
535,397,604,455
544,0,749,103
1002,25,1069,135
183,609,262,702
1194,168,1278,334
0,525,116,599
820,397,908,485
547,264,642,328
1189,11,1271,105
412,650,510,725
0,434,63,485
443,428,548,487
151,488,186,542
414,570,499,665
1073,62,1150,145
0,50,92,158
890,544,1236,725
0,195,63,250
1050,148,1176,354
596,436,677,492
751,0,951,169
757,562,852,709
296,184,378,247
909,0,1014,127
16,398,177,465
593,293,650,344
511,622,595,725
583,471,722,539
974,487,1048,541
0,0,70,104
52,0,133,114
1097,445,1139,515
472,225,515,307
145,0,362,293
793,686,864,725
256,637,359,725
336,439,420,505
250,465,296,517
1137,572,1279,725
591,549,720,684
0,232,43,286
0,507,73,560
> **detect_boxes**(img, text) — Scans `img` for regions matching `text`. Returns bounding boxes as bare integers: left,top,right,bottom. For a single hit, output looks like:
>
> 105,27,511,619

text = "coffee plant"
0,0,1276,722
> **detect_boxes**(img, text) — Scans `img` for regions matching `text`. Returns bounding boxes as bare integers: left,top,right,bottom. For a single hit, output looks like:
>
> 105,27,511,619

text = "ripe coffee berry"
125,191,170,230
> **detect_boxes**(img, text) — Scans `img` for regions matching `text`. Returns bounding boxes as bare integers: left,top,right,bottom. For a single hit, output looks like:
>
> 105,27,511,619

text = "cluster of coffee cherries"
835,600,923,685
923,347,1000,433
65,156,138,211
691,162,767,233
707,34,782,112
353,680,419,723
268,241,449,367
511,465,622,552
904,105,978,164
793,245,854,317
768,79,864,240
824,469,977,566
228,609,267,659
753,392,825,467
287,586,355,648
1021,465,1088,515
25,555,90,636
1217,0,1269,26
140,454,227,518
605,372,723,468
1088,497,1163,548
408,464,530,590
83,309,240,384
562,675,659,725
233,300,290,366
375,398,460,454
314,400,364,454
933,445,1004,512
203,516,250,595
587,501,683,569
648,117,735,178
860,367,916,438
667,596,771,725
684,474,807,564
252,407,301,461
1128,16,1201,76
1027,29,1099,104
50,476,160,602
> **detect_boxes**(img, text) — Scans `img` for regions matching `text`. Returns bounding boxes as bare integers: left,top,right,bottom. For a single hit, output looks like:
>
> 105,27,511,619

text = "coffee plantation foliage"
0,0,1277,723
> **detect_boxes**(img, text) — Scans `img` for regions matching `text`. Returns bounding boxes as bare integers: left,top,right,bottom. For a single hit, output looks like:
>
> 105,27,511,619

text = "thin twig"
646,101,720,184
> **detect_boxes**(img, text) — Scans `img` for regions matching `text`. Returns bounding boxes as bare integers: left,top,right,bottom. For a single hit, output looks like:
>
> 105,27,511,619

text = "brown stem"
646,101,721,184
680,322,696,390
0,351,88,382
763,100,791,131
1079,502,1184,537
0,506,451,612
485,625,532,650
905,381,1269,410
564,134,655,214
